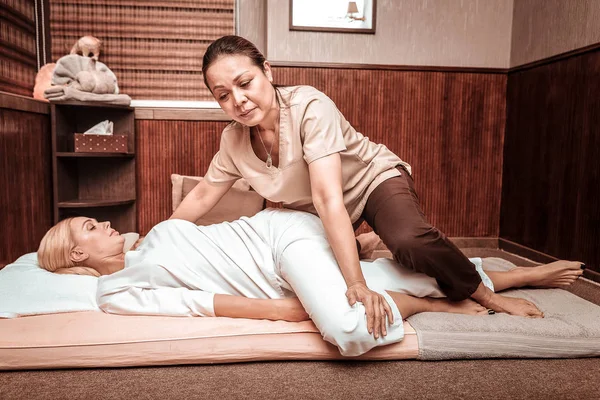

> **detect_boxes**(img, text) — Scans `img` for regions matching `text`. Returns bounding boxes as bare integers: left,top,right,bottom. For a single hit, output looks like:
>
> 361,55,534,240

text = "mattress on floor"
409,258,600,360
0,312,418,370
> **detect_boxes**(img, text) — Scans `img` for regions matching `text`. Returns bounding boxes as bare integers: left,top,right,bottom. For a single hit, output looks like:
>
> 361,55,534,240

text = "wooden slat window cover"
49,0,234,101
0,0,38,96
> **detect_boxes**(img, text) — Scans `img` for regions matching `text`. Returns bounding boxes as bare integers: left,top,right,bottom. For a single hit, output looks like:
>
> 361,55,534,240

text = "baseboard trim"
498,238,559,264
450,237,499,249
584,269,600,283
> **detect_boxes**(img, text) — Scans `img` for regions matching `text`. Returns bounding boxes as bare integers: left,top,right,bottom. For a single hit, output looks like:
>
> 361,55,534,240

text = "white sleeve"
97,263,215,317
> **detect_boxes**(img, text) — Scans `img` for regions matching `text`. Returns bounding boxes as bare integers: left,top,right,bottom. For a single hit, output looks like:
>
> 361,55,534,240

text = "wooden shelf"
57,152,134,158
52,102,137,231
49,100,133,110
58,198,136,208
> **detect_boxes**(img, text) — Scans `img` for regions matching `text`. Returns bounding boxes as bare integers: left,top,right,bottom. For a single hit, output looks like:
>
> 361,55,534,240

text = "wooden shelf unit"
50,101,137,232
57,152,134,158
58,199,136,208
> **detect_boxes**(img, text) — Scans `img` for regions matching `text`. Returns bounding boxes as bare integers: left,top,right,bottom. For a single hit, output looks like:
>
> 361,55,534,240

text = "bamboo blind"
0,0,38,96
49,0,235,101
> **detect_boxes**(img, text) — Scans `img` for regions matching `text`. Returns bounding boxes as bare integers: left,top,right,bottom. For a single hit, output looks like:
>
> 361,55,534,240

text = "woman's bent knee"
319,301,404,357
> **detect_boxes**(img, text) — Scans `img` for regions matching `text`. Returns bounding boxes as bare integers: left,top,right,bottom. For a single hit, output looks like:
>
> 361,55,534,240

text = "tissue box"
74,134,128,153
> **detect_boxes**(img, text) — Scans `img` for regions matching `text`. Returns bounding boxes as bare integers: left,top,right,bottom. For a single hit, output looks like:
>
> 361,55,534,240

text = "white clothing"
97,209,493,357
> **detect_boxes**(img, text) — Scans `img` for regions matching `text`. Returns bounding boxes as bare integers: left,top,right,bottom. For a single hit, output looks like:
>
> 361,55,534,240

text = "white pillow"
0,253,99,318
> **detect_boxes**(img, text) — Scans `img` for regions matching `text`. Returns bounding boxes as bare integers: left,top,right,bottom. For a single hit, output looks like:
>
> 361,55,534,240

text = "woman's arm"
98,272,308,321
214,295,309,322
101,289,310,321
170,178,234,222
308,153,393,339
97,262,308,320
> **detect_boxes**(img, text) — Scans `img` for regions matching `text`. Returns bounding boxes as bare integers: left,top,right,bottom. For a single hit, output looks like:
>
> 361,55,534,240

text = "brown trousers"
358,166,482,301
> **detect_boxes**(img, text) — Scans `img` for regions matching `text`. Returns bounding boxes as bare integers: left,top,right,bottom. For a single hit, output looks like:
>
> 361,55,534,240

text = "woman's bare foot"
430,298,489,316
387,292,489,321
511,260,584,289
471,282,544,318
485,293,544,318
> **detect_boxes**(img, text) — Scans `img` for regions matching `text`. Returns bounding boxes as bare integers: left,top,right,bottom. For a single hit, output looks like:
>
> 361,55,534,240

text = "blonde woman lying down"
37,209,583,357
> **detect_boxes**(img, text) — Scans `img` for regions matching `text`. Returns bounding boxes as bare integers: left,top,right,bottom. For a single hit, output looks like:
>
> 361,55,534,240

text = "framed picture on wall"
289,0,376,34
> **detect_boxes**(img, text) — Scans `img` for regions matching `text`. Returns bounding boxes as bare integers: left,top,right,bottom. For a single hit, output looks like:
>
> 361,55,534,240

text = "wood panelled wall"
501,49,600,273
136,120,228,234
49,0,235,101
0,109,53,266
137,67,507,237
0,1,38,96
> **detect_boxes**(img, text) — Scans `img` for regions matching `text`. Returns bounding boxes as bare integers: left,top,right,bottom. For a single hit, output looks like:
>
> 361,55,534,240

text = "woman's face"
69,217,124,262
205,55,277,127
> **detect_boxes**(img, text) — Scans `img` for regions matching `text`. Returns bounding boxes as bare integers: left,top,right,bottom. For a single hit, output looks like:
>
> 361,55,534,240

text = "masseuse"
170,35,541,337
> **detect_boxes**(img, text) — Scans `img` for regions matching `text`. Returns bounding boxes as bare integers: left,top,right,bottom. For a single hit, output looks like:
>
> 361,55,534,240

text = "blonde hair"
38,218,77,272
38,218,101,277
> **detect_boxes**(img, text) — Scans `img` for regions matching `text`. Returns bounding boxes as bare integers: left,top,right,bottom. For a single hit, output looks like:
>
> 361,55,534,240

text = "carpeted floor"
1,358,599,400
1,248,599,400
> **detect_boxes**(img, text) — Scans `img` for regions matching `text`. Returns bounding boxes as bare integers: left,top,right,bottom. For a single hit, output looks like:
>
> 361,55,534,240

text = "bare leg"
386,291,488,320
470,283,545,318
486,260,584,291
470,260,582,318
357,232,583,318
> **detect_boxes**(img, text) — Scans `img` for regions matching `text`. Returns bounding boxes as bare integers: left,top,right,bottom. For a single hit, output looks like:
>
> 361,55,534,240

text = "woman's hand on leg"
346,282,394,339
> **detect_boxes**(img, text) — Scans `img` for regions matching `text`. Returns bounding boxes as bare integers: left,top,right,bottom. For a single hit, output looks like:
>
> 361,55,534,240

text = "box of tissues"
73,120,129,153
74,134,128,153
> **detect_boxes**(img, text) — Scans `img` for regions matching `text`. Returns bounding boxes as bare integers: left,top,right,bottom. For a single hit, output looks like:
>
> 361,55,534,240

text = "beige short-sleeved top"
205,85,411,223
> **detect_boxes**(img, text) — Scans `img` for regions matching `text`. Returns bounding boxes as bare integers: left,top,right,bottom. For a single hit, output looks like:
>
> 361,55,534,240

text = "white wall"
266,0,513,68
511,0,600,67
237,0,267,55
238,0,600,69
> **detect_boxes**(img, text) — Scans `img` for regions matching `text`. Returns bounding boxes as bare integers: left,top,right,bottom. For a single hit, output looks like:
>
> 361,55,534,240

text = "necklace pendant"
266,154,273,168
